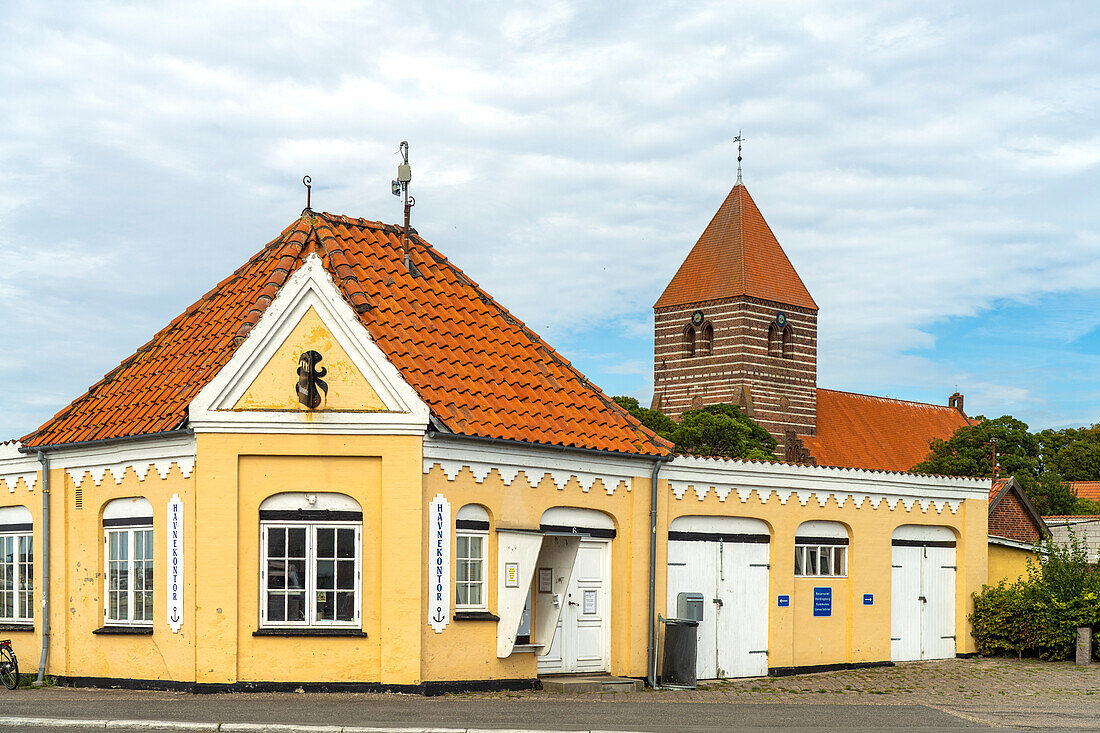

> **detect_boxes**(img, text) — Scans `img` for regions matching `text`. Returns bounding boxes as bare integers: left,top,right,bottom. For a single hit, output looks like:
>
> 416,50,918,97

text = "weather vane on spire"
733,131,745,184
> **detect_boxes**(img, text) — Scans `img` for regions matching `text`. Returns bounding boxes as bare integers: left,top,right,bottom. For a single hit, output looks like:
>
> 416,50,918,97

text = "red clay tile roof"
990,478,1010,501
24,213,671,456
799,388,971,473
1072,481,1100,500
654,183,817,311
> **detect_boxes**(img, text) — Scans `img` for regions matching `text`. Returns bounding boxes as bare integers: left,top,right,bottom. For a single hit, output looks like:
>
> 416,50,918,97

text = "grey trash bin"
661,618,698,689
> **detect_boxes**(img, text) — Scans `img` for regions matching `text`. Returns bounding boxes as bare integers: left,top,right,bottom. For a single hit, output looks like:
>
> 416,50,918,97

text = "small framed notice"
505,562,519,588
583,589,597,615
538,567,553,593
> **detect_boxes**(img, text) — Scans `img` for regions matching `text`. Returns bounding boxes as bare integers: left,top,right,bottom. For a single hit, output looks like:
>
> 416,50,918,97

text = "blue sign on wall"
777,594,790,607
813,587,832,617
863,593,874,606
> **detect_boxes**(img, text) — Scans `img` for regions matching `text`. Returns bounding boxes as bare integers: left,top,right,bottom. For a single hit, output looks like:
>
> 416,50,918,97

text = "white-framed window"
259,493,362,628
0,506,33,624
455,504,489,611
103,497,154,626
795,520,848,578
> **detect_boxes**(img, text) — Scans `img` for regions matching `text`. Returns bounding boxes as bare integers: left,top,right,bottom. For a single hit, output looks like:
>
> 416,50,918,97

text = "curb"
0,720,644,733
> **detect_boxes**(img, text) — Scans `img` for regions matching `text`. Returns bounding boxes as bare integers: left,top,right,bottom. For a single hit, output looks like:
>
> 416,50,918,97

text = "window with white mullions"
103,497,154,627
261,523,360,627
794,520,849,578
455,504,489,612
0,532,33,624
794,544,846,577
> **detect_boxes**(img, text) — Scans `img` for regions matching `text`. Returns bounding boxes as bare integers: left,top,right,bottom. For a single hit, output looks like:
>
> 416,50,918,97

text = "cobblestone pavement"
465,658,1100,729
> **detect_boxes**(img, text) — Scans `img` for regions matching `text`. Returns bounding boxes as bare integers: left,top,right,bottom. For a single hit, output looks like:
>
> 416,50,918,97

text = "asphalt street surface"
0,694,1012,732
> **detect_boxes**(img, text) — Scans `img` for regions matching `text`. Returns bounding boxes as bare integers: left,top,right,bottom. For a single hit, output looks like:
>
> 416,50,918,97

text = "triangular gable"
190,253,429,435
989,476,1051,540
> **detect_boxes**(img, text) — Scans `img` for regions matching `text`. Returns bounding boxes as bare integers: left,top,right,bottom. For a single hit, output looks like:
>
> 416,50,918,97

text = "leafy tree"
612,397,777,461
611,396,677,436
912,415,1040,481
667,403,778,461
1030,471,1077,517
1038,425,1100,481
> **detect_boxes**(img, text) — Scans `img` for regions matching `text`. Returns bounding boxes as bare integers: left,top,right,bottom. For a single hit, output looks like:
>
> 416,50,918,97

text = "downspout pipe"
35,450,50,686
647,454,674,688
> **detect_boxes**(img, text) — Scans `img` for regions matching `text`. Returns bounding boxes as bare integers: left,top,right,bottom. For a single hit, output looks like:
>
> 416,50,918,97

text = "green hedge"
971,531,1100,660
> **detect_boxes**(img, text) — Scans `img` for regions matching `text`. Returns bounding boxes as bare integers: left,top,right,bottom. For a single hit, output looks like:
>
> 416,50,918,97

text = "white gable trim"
51,434,198,487
189,254,430,436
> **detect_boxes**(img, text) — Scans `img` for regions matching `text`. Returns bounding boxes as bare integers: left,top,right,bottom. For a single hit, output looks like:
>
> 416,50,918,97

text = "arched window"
259,492,362,629
103,497,154,627
768,323,781,356
0,506,33,624
781,324,794,359
683,326,696,357
794,521,848,577
456,504,489,612
701,322,714,355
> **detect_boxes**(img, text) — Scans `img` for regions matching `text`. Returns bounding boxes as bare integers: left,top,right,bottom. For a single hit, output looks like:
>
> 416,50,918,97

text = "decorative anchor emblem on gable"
296,350,328,409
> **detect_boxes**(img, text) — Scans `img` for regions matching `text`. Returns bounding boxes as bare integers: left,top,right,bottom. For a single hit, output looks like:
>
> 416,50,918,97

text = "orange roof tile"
800,388,971,473
990,478,1010,501
24,213,671,456
1071,481,1100,501
655,183,817,311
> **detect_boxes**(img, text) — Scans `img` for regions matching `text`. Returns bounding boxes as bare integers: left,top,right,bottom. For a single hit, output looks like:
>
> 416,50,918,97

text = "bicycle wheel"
0,646,18,690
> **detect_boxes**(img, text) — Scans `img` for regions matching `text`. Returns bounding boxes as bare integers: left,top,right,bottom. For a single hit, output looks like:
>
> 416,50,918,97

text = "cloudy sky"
1,1,1098,441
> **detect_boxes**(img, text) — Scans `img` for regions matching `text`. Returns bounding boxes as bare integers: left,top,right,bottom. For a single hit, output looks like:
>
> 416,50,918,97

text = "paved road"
3,657,1097,731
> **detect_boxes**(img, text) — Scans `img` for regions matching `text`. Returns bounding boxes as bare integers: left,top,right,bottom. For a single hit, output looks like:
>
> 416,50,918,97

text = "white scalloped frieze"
67,457,196,488
425,459,630,495
669,481,970,516
0,474,37,493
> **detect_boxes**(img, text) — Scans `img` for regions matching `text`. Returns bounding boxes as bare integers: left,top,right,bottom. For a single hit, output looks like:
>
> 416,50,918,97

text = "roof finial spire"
302,175,312,212
733,131,744,185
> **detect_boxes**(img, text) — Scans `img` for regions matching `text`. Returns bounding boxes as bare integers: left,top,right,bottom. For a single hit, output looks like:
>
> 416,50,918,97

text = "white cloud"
0,0,1098,437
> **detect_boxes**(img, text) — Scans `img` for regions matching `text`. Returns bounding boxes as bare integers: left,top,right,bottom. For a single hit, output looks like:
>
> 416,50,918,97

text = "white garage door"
667,516,770,679
891,525,957,662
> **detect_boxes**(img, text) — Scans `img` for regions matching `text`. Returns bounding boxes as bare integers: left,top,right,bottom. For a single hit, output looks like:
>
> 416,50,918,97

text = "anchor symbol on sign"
170,613,180,624
431,610,445,624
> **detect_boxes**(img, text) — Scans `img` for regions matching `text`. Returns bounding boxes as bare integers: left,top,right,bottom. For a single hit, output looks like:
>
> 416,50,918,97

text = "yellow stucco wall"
55,463,196,682
656,489,986,671
418,466,653,681
988,543,1034,585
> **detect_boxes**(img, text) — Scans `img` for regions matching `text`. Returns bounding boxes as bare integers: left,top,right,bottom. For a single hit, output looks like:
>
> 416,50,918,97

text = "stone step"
540,675,645,694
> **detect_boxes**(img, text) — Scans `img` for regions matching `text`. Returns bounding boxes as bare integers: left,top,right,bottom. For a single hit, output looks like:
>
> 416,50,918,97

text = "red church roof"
655,183,817,311
1072,481,1100,501
800,388,972,472
24,212,670,457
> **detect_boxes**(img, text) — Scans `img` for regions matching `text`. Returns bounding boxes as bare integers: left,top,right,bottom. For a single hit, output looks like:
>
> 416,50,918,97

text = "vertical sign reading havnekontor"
167,494,183,633
429,493,451,633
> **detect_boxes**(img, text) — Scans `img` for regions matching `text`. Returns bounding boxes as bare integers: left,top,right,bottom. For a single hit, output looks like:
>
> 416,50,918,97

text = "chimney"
948,392,964,413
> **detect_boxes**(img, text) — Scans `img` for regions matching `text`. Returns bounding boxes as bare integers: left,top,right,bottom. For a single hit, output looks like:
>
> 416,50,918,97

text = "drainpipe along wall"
35,450,50,685
647,455,672,688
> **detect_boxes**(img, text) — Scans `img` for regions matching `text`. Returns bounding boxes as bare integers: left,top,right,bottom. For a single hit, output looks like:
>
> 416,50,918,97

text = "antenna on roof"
302,175,312,212
732,131,745,185
392,141,415,272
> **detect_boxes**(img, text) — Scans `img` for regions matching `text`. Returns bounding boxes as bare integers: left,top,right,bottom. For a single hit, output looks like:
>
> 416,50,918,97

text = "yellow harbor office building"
0,208,991,691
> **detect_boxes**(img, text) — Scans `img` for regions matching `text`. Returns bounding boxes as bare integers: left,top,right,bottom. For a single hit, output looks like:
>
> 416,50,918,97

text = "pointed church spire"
654,181,817,311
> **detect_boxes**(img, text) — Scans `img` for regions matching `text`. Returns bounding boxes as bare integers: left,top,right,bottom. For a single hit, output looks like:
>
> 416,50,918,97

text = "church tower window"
781,324,794,359
768,323,781,356
683,326,696,357
701,323,714,355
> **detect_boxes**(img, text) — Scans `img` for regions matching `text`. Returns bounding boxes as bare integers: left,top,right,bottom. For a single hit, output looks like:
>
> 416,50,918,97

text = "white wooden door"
667,539,719,680
921,546,956,660
717,541,770,678
890,545,922,662
891,543,956,661
667,538,769,679
538,539,610,674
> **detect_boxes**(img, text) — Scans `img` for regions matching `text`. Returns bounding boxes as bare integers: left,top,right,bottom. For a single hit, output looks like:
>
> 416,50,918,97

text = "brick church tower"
652,180,818,451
